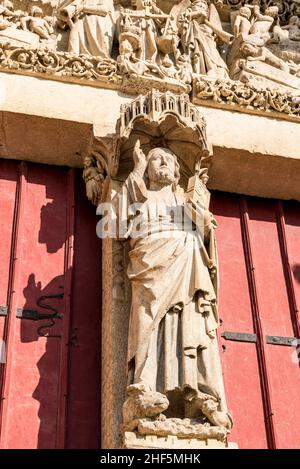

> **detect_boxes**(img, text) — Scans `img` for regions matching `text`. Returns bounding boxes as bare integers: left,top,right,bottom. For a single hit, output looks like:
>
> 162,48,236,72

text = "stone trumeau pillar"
83,90,238,449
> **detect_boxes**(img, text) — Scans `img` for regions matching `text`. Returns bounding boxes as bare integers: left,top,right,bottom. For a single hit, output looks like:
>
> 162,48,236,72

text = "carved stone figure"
118,139,232,438
20,7,53,40
228,33,300,90
58,0,115,57
233,6,252,38
123,384,169,432
119,0,169,64
281,16,300,42
249,4,278,43
0,1,57,47
117,0,182,82
0,0,16,30
117,26,166,78
83,153,108,205
178,0,233,78
240,41,290,73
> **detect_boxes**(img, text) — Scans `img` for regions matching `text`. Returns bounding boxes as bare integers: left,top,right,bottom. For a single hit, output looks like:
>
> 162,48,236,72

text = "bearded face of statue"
147,148,176,186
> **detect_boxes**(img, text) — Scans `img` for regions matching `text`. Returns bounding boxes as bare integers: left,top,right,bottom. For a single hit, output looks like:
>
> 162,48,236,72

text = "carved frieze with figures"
0,0,299,119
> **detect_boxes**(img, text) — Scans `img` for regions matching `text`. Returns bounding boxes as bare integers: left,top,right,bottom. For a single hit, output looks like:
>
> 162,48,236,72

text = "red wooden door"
0,159,101,449
0,159,299,449
211,192,300,449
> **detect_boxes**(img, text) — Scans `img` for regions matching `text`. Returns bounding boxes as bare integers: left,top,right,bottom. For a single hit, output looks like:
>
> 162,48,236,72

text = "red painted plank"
240,198,277,448
65,173,101,449
56,169,75,449
282,201,300,338
0,160,17,345
0,160,18,426
247,198,300,449
0,163,68,449
211,192,268,449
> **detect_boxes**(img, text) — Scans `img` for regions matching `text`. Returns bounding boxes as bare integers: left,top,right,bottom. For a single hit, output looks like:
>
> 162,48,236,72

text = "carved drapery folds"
114,91,232,447
0,0,299,119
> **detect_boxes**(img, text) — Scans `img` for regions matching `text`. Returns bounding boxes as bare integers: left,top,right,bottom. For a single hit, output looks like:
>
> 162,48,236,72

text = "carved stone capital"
115,89,212,183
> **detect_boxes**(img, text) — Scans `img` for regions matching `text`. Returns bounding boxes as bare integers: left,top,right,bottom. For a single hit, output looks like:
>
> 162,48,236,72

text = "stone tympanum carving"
282,16,300,42
228,3,300,91
20,6,54,40
116,0,192,89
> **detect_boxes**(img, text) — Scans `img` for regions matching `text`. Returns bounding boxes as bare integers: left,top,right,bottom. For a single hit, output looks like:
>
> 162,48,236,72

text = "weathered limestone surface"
124,431,238,449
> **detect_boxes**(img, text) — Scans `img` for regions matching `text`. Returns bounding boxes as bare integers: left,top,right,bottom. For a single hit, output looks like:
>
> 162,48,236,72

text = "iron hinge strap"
265,336,296,346
16,308,40,320
221,331,257,343
222,331,297,346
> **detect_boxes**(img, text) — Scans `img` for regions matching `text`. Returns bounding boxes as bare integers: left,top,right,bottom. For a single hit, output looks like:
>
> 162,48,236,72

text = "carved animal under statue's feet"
184,391,233,430
122,384,169,432
201,399,233,430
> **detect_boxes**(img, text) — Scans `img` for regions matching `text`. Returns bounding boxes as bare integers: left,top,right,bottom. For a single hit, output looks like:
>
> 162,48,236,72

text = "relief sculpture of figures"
0,0,55,47
280,16,300,42
117,0,185,82
57,0,115,57
177,0,233,78
119,139,232,441
228,3,300,92
20,7,54,40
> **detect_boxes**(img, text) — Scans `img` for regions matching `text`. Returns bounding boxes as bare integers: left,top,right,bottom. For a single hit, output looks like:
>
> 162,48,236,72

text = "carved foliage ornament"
194,76,300,118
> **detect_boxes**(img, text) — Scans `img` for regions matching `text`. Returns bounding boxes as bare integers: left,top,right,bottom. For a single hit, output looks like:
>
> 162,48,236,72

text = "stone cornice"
0,43,190,93
0,43,299,122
